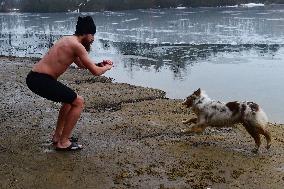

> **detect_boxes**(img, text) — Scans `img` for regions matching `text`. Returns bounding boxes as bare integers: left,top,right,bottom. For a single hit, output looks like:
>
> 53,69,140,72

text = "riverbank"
0,56,284,189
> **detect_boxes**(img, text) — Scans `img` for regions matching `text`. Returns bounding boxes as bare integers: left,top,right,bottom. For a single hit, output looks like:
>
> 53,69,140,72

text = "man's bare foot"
55,141,83,151
52,136,78,145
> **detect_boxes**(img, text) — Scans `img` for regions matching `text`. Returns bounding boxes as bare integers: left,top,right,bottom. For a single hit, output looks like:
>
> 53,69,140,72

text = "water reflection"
0,32,282,80
104,40,282,79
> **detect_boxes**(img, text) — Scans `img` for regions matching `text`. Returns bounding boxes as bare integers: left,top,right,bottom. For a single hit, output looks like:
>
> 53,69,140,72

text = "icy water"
0,4,284,123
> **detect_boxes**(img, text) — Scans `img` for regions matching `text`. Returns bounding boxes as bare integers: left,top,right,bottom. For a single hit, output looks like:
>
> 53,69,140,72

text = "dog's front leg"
182,117,197,124
190,123,207,133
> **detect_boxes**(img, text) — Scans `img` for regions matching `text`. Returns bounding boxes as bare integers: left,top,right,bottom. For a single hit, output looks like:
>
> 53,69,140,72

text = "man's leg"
56,95,84,149
52,103,71,143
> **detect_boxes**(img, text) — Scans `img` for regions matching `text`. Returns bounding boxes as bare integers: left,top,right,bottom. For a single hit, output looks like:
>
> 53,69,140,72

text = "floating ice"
123,18,139,22
176,7,187,10
226,5,238,8
54,20,65,23
240,3,265,8
266,18,284,21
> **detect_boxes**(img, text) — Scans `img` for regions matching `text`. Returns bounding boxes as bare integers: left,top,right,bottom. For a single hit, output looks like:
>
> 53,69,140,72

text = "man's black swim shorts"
26,71,77,104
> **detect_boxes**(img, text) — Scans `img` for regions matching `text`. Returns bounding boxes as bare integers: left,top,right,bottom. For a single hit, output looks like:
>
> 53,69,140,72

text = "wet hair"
75,16,96,35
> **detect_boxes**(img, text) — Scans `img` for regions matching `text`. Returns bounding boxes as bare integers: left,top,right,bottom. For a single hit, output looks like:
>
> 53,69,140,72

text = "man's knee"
72,95,84,108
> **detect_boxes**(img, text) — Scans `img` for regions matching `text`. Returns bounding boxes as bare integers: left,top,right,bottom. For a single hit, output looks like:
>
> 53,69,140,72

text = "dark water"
0,4,284,123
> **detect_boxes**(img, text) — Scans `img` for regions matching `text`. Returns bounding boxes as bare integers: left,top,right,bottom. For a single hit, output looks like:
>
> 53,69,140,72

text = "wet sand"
0,56,283,189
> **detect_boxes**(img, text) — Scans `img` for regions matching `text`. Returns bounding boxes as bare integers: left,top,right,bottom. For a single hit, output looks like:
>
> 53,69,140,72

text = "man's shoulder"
59,36,83,50
62,36,75,43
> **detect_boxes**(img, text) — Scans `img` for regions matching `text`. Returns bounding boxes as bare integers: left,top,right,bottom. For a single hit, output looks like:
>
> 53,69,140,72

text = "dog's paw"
181,128,192,134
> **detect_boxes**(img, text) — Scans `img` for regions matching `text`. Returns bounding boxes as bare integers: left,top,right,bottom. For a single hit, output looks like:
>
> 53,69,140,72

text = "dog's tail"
242,102,268,127
255,108,268,127
243,107,271,150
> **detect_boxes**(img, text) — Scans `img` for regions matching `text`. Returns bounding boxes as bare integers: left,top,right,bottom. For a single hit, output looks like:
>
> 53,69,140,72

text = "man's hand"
97,60,113,67
102,60,113,66
104,64,113,71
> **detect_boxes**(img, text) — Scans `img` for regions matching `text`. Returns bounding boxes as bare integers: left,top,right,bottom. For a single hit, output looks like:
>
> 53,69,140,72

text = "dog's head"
182,88,202,108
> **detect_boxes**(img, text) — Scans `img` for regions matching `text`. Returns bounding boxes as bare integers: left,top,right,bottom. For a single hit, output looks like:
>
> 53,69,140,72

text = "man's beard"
82,39,92,52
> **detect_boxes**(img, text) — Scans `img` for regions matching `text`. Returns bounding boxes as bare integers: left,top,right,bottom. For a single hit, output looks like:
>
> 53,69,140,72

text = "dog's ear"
194,88,201,96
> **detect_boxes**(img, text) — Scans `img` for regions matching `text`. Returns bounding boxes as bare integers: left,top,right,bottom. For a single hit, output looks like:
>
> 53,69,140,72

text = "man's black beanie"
75,16,96,35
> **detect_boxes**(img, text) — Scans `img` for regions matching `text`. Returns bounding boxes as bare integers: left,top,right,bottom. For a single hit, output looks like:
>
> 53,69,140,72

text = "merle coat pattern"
182,88,271,152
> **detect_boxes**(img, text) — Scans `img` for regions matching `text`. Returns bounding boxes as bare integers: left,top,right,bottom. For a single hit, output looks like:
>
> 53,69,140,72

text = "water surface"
0,5,284,123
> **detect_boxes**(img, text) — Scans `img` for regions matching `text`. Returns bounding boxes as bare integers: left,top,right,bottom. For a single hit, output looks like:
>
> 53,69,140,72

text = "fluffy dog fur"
182,88,271,152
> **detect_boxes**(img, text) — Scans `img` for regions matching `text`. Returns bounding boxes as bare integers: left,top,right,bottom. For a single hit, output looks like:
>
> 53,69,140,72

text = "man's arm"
74,57,86,69
74,43,112,76
75,57,106,68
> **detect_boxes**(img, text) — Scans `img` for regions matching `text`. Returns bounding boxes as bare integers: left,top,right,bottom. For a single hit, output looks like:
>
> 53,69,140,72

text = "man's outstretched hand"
102,60,113,65
97,60,113,68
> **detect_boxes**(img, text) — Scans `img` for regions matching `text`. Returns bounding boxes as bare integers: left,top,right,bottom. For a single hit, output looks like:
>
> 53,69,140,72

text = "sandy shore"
0,56,283,189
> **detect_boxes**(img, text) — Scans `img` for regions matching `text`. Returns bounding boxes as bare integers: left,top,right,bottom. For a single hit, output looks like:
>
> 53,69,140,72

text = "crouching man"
26,16,113,151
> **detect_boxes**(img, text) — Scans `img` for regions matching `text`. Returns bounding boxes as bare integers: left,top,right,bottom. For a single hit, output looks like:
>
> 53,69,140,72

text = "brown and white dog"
182,88,271,152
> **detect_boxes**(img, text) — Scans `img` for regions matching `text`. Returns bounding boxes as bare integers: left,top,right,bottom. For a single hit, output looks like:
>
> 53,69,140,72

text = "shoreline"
0,56,284,188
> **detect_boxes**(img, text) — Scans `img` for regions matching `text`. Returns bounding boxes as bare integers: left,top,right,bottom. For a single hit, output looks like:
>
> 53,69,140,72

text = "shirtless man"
26,16,113,151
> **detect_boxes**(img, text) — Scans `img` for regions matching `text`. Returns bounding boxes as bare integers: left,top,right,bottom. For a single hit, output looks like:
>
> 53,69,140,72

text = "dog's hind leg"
244,123,261,153
257,126,272,150
182,117,197,124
